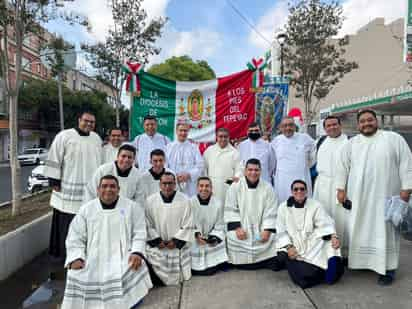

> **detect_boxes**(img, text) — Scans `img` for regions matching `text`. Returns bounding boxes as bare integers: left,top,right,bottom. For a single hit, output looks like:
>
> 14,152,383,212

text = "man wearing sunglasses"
336,109,412,285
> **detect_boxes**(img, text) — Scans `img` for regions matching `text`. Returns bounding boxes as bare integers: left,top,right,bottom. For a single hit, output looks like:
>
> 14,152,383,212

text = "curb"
0,212,52,281
0,189,50,208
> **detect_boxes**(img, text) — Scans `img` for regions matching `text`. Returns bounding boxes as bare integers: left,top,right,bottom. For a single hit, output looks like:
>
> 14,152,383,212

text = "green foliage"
19,79,128,137
284,0,358,123
148,56,216,81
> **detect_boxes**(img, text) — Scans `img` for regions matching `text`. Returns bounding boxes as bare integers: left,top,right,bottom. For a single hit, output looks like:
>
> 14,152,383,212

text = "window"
22,56,30,70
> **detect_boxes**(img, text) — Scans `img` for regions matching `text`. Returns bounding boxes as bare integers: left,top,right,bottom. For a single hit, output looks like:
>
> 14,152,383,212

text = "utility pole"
57,71,64,130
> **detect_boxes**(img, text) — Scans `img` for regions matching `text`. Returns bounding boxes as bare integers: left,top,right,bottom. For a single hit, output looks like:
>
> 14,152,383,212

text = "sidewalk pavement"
3,240,412,309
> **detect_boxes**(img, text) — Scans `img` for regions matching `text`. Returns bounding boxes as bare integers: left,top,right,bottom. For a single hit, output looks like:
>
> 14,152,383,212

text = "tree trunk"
57,72,64,131
115,98,120,127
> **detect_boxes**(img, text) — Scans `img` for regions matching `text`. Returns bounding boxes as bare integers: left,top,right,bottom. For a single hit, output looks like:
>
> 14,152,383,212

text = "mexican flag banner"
130,69,256,142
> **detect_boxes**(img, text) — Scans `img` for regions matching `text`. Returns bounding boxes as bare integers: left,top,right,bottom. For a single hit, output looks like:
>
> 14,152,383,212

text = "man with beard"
336,109,412,285
84,144,144,205
238,122,275,185
44,111,102,272
203,127,242,202
271,117,316,203
313,116,350,256
102,127,123,163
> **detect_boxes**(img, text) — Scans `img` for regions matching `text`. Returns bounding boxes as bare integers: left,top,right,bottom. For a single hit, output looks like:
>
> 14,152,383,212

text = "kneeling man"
276,180,344,289
145,172,194,285
62,175,152,309
224,158,278,269
190,177,228,276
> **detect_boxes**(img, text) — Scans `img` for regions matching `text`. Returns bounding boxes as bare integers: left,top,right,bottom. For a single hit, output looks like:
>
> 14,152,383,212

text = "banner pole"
129,93,133,141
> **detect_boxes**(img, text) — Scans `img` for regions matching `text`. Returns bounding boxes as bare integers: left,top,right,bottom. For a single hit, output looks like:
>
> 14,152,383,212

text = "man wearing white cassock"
203,127,242,202
313,116,349,256
102,128,123,164
62,175,152,309
139,149,174,202
238,122,275,185
145,172,194,286
336,109,412,285
166,123,204,197
276,180,344,289
44,111,102,267
132,115,170,170
271,117,316,203
190,177,228,276
224,158,279,269
84,144,144,205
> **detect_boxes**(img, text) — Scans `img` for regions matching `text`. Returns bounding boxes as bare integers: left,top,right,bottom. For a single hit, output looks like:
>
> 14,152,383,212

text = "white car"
18,148,48,165
27,165,49,193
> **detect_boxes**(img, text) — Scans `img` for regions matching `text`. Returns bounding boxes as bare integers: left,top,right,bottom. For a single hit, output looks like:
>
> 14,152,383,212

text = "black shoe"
377,273,394,286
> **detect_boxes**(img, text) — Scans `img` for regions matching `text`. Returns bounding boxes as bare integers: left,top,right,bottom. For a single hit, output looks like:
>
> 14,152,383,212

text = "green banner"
409,0,412,25
131,72,176,140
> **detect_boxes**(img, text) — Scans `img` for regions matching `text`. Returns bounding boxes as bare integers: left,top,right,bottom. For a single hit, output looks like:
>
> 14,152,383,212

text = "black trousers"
49,208,75,262
234,256,281,271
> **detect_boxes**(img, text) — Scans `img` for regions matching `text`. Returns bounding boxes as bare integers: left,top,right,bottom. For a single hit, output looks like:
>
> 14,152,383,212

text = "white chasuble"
83,162,144,205
276,198,340,270
271,133,316,203
224,178,278,265
190,195,228,271
62,197,152,309
336,130,412,275
238,138,275,185
203,144,242,203
166,140,204,197
313,134,349,254
44,128,102,214
102,143,119,164
145,192,194,285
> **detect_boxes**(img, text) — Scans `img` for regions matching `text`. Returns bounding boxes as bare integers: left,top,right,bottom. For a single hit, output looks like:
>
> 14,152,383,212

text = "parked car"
18,148,48,165
27,165,49,193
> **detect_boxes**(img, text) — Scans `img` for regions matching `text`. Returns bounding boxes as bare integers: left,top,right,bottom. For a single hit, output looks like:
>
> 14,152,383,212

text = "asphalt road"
0,165,36,204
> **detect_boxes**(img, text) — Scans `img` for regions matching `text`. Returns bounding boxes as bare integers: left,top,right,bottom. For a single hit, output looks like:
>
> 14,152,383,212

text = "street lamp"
276,32,287,81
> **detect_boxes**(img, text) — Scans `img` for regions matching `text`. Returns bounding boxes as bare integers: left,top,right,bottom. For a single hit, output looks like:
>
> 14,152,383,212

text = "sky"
45,0,406,78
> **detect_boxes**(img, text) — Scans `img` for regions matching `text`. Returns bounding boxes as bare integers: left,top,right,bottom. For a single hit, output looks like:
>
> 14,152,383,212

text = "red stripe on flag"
215,70,255,140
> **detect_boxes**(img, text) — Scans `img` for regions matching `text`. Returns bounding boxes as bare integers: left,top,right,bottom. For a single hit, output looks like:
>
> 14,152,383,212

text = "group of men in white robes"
45,107,412,309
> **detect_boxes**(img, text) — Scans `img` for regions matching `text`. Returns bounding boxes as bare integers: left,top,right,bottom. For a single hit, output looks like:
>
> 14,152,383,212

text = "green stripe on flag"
131,72,176,140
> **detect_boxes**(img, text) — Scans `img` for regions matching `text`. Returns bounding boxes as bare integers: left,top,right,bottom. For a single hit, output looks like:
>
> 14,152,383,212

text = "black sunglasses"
293,187,306,192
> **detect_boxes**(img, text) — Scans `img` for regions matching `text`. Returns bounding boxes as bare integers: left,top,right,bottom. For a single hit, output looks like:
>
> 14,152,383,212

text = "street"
0,165,36,204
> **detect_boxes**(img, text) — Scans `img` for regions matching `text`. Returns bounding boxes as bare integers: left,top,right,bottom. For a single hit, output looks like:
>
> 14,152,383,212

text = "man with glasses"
102,127,123,163
203,127,242,202
145,172,194,286
132,115,170,170
271,116,316,203
336,109,412,285
238,122,275,186
276,180,343,289
224,158,279,269
44,110,102,274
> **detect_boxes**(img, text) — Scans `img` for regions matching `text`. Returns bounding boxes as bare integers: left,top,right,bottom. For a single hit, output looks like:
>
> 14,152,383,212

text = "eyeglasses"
293,187,306,192
161,182,175,186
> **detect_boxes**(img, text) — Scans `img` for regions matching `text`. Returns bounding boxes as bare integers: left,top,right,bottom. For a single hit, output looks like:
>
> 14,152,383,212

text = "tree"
148,56,216,81
283,0,358,127
0,1,88,216
82,0,166,127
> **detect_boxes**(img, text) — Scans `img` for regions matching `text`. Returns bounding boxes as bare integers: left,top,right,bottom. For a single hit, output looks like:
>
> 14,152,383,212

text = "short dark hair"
150,149,165,158
144,115,157,122
323,116,341,128
197,176,212,185
248,122,260,129
78,110,95,119
117,144,136,156
245,158,261,169
109,127,122,135
160,172,176,182
357,109,377,122
291,179,307,190
99,174,119,187
216,127,230,135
